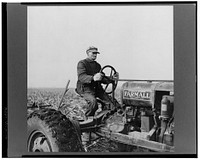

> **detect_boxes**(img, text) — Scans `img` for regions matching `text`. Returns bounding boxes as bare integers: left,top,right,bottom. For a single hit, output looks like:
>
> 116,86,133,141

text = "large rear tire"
27,108,84,152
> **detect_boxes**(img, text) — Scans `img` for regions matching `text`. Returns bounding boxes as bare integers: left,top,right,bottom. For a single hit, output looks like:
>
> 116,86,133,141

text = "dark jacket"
76,58,103,95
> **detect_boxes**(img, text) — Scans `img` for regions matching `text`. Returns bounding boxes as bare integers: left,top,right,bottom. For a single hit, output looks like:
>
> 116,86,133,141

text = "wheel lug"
40,137,47,145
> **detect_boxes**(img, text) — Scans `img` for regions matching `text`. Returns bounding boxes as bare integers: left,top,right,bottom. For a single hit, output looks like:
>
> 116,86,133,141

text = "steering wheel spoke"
110,69,113,77
104,83,109,91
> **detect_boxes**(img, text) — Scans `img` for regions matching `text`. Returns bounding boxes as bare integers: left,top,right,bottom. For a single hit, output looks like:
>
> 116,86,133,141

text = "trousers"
80,91,112,116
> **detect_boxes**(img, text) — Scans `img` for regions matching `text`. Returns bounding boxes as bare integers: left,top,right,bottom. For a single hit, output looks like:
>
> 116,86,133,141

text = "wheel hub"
28,131,52,152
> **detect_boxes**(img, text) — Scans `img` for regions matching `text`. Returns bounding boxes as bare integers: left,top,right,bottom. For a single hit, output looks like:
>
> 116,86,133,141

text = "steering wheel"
100,65,119,94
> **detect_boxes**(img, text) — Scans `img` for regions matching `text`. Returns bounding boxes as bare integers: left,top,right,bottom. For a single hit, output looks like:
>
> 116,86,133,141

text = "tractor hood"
120,81,174,107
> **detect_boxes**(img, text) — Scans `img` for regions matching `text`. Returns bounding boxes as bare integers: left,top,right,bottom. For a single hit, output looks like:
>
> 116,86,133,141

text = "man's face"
87,52,98,61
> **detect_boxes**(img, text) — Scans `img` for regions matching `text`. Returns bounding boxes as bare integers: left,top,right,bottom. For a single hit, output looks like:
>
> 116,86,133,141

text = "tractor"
27,65,174,152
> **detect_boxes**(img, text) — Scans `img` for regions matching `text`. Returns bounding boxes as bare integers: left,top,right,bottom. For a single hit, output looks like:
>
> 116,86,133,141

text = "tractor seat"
79,110,110,129
79,116,95,128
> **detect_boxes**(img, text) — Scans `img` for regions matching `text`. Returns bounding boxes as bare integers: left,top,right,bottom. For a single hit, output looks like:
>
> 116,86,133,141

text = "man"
76,46,117,117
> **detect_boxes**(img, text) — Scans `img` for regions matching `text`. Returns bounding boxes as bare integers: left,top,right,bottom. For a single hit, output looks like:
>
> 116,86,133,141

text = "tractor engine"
104,81,174,147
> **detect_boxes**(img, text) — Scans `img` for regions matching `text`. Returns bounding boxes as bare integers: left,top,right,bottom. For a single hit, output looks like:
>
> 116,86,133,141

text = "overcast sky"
28,5,173,88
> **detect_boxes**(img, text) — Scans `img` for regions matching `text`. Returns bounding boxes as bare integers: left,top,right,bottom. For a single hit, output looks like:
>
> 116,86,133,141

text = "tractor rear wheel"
27,108,84,152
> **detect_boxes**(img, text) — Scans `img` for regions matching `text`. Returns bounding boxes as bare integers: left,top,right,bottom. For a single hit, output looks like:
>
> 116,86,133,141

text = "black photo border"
2,2,197,158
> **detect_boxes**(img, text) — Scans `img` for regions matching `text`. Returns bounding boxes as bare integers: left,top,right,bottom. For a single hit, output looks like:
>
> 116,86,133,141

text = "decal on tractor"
123,90,151,101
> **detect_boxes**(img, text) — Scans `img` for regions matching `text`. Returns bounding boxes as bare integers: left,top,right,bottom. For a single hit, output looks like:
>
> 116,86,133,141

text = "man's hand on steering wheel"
93,73,103,81
93,72,113,83
112,72,119,81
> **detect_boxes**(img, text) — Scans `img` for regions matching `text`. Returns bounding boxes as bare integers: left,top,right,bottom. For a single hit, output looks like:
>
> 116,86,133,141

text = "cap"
86,46,100,54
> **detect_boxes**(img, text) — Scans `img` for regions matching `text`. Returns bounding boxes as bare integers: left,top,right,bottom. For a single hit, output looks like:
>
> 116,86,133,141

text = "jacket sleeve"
77,61,93,83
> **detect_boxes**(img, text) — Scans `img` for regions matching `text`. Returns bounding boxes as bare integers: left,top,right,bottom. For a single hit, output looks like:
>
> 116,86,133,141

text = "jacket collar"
85,58,95,63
